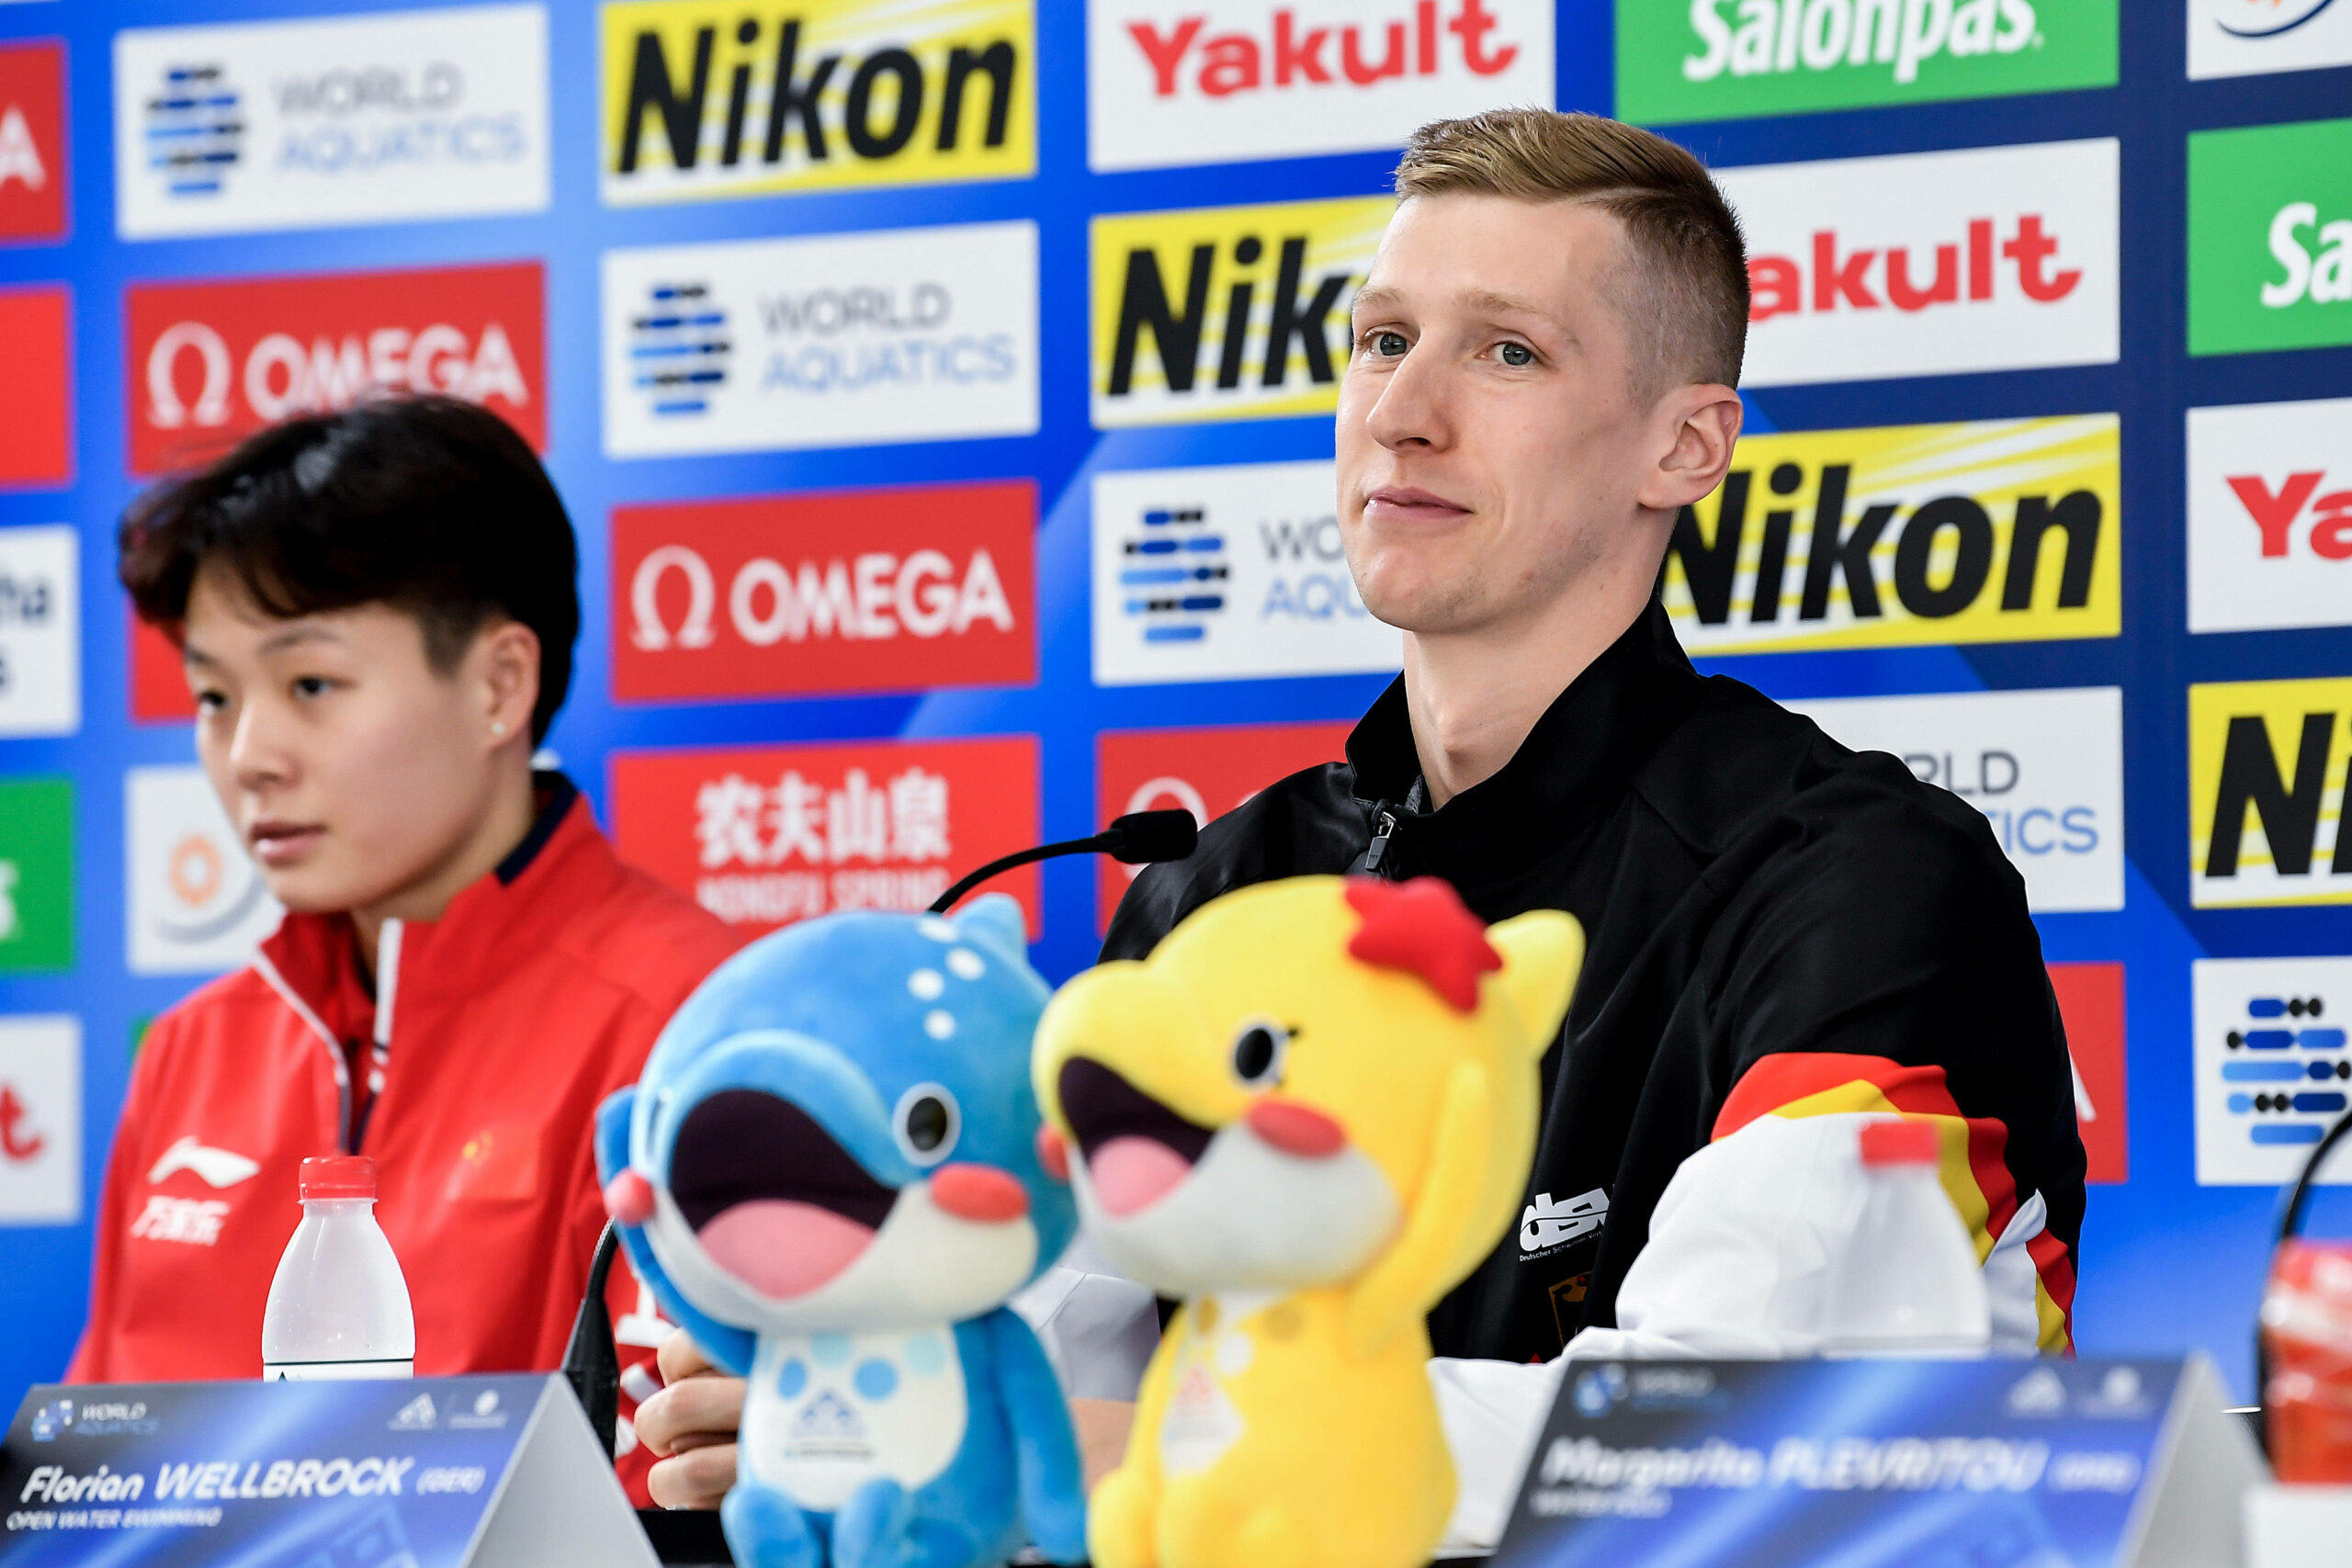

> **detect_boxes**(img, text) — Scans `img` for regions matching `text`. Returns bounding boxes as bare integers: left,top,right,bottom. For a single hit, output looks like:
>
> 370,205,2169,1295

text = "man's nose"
1361,347,1453,453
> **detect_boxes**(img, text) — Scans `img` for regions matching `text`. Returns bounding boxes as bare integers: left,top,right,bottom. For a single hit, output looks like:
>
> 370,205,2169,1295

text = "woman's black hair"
119,395,579,744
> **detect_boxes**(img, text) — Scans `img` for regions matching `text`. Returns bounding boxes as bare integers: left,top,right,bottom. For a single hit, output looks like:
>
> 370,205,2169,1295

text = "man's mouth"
1362,485,1472,525
247,821,324,866
1057,1058,1216,1219
669,1090,898,1300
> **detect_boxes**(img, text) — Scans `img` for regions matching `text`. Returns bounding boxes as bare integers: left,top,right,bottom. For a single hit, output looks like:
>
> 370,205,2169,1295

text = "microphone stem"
929,836,1106,915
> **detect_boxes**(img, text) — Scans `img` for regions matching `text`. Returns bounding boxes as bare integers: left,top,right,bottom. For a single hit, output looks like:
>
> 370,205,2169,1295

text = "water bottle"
261,1156,415,1381
1821,1118,1991,1358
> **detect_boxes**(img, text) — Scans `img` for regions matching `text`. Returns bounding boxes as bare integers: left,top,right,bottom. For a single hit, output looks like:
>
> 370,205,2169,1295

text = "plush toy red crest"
1342,876,1502,1012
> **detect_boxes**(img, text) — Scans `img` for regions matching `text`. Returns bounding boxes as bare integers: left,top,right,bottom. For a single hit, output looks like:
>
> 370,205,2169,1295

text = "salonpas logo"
1091,195,1389,428
601,0,1034,203
1616,0,2115,123
1663,415,2120,654
0,778,71,976
2190,679,2352,909
2189,117,2352,357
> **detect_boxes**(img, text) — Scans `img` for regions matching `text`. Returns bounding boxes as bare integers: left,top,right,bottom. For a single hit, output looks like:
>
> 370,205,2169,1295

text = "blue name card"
1,1373,653,1567
1499,1356,2263,1568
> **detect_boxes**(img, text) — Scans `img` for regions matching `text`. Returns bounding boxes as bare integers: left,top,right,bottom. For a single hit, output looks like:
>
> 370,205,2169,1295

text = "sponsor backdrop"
0,0,2342,1407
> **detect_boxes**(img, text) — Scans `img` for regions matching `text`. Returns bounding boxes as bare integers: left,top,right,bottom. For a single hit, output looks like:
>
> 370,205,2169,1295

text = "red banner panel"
611,736,1041,941
2050,961,2127,1184
0,41,67,242
0,287,69,488
613,481,1035,704
1094,719,1353,933
125,261,545,476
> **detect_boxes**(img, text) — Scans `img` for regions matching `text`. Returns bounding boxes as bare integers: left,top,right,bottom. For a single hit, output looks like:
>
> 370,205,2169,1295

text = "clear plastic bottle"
1820,1119,1992,1358
261,1156,415,1381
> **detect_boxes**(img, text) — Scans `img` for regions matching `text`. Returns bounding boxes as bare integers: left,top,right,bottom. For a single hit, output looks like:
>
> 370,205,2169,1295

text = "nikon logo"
601,1,1034,203
1091,196,1390,428
2191,678,2352,908
1663,415,2120,654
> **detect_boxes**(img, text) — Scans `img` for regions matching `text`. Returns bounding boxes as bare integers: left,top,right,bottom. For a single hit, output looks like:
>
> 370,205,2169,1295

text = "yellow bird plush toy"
1032,874,1582,1568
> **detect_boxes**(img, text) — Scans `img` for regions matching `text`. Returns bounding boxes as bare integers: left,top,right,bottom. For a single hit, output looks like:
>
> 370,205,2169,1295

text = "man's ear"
477,619,541,749
1635,385,1744,513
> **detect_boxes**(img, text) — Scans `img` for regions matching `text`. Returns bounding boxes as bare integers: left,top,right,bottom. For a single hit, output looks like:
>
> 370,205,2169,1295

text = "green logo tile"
0,776,72,973
1616,0,2117,124
2189,118,2352,357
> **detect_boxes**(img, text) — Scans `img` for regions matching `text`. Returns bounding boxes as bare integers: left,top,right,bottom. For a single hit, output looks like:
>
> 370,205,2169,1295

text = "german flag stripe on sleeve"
1712,1052,2075,1352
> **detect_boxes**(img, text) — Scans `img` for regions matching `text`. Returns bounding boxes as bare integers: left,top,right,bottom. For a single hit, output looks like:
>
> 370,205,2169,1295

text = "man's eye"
193,690,227,713
1364,329,1408,357
1497,341,1535,367
292,676,333,700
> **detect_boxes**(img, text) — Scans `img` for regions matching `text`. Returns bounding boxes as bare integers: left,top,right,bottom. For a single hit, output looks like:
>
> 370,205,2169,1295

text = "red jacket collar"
254,780,623,1029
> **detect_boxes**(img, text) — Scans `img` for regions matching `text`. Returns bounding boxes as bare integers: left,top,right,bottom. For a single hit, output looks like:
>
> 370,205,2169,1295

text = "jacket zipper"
1363,809,1400,877
250,949,354,1155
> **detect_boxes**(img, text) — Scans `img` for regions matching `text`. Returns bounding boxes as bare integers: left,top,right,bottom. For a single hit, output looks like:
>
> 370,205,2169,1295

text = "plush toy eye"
894,1083,961,1167
1229,1020,1292,1088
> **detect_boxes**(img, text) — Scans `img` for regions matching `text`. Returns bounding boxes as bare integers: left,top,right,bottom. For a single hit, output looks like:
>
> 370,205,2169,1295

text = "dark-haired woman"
74,397,740,1503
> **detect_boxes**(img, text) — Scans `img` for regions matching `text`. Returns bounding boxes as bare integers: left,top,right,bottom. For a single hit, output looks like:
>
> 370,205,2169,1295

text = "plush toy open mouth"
1057,1058,1216,1219
669,1089,898,1300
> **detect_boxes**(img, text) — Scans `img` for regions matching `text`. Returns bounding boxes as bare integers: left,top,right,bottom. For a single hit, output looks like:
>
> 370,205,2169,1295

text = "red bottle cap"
1858,1119,1941,1168
300,1155,377,1200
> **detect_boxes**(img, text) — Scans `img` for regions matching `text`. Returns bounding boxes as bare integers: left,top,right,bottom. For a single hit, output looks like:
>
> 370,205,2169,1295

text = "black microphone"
926,808,1200,915
564,810,1201,1467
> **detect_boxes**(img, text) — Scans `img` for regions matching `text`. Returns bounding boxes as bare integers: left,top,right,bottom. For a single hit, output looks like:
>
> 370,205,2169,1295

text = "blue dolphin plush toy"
594,895,1086,1568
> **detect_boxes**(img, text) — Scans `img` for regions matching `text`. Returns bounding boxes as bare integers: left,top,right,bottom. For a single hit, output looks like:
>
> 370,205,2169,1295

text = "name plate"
1499,1356,2263,1568
1,1373,653,1567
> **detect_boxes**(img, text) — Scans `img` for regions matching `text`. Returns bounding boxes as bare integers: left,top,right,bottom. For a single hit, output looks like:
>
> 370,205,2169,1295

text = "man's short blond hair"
1396,109,1748,394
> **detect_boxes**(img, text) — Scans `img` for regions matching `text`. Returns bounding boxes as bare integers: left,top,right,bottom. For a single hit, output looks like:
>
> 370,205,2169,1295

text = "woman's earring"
492,720,508,739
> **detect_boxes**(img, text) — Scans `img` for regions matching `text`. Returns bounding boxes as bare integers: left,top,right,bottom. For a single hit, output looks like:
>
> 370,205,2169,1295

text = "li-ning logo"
1520,1188,1608,1254
144,62,243,197
632,281,730,417
147,1134,261,1190
1119,503,1228,646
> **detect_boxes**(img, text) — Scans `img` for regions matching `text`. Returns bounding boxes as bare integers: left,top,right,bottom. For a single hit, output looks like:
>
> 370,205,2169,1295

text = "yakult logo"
2188,397,2352,636
1088,1,1552,172
612,481,1035,703
1715,139,2118,387
0,1015,79,1225
611,738,1040,938
126,262,545,475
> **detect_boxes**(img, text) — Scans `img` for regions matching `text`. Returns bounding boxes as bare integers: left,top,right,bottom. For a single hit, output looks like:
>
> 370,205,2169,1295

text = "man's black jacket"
1102,599,2086,1363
